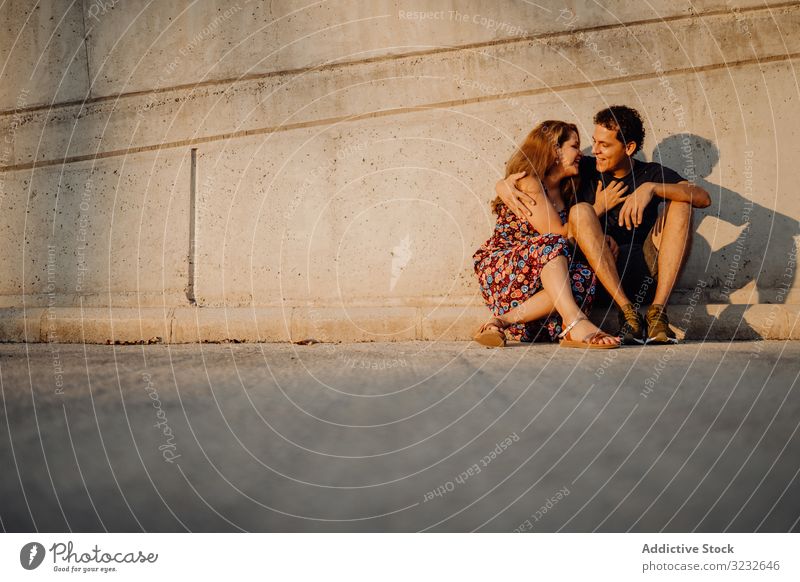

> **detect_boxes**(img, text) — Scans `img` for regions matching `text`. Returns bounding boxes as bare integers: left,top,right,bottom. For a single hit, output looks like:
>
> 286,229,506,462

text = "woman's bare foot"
484,317,506,333
562,317,620,347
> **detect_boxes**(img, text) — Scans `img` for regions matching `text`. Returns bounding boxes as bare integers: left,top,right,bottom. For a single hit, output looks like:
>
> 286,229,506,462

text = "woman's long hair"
491,120,580,214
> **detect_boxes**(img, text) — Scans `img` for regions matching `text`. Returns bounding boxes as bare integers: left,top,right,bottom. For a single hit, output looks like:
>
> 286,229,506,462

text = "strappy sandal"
558,315,619,349
473,317,507,348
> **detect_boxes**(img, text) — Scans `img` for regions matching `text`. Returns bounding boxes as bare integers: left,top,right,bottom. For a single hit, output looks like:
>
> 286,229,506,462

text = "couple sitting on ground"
472,105,711,349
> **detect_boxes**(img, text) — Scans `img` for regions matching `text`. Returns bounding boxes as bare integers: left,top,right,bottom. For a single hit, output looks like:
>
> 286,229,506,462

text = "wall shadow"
653,134,799,339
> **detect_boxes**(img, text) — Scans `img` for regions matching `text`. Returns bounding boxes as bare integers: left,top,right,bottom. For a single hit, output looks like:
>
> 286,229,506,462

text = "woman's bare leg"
477,290,553,338
483,255,617,345
497,289,554,326
538,255,616,344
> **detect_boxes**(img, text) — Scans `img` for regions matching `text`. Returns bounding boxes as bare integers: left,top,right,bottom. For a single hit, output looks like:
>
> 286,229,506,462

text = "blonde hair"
492,120,580,214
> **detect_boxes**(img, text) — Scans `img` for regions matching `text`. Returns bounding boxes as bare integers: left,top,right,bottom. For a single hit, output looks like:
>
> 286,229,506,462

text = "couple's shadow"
590,134,797,339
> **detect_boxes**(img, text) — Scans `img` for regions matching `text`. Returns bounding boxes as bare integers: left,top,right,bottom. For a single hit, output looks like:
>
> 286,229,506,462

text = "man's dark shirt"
576,156,685,246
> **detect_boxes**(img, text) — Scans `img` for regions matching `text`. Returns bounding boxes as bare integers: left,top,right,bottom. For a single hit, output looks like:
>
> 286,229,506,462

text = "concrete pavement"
1,340,798,532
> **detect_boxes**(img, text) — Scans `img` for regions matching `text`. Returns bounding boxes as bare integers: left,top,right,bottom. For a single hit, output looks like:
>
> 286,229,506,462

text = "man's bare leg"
650,200,693,306
568,202,631,308
568,202,648,344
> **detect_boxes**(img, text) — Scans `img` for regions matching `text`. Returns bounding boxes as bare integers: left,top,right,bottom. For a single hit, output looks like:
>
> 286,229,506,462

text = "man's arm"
514,176,569,236
652,181,711,208
495,172,538,221
618,181,711,229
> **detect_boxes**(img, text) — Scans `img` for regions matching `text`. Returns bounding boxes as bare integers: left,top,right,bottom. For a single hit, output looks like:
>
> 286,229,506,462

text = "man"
497,105,711,344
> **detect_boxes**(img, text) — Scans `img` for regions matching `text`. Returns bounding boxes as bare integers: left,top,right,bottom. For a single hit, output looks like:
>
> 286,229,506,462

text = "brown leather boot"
618,303,645,345
645,304,677,344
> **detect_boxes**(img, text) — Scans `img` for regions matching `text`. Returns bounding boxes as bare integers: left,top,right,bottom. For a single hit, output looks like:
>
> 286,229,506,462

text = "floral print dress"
472,202,596,342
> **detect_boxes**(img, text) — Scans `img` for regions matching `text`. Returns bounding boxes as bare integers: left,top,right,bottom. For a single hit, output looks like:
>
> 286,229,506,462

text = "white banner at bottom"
1,533,797,581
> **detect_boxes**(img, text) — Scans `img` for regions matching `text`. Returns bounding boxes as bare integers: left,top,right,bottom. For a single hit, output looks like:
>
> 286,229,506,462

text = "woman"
472,121,619,348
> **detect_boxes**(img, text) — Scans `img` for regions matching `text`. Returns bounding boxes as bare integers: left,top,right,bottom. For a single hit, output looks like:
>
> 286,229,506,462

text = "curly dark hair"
593,105,645,154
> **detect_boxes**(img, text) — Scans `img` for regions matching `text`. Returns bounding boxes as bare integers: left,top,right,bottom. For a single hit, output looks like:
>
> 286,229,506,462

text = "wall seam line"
79,0,92,101
1,51,797,173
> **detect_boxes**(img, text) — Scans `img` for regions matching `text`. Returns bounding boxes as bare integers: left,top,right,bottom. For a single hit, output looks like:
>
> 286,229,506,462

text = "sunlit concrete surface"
1,341,798,532
1,2,798,341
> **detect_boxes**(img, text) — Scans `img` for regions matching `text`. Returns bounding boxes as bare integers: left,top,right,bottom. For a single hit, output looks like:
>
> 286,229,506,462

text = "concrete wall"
1,0,798,341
